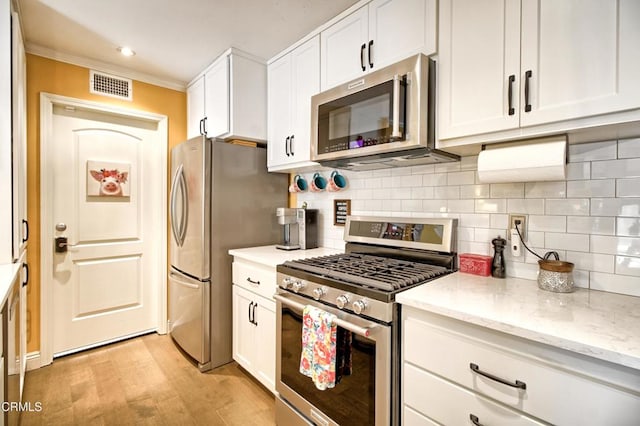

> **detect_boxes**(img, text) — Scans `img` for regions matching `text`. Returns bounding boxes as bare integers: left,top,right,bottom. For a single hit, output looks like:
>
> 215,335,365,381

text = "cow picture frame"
87,160,131,198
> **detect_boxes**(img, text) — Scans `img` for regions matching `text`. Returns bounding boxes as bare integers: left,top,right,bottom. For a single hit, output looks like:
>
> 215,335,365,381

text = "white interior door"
46,101,165,357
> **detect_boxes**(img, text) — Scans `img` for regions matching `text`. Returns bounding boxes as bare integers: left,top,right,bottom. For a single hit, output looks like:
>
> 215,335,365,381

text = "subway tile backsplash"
296,138,640,298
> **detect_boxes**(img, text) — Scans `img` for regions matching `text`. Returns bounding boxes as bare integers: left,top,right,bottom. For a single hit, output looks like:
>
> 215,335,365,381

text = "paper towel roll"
477,137,567,183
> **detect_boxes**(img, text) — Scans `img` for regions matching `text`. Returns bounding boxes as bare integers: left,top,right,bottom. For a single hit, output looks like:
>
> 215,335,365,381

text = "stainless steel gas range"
274,215,457,426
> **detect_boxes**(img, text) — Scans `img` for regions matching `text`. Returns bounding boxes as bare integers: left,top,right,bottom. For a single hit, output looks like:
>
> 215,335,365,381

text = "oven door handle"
274,294,375,338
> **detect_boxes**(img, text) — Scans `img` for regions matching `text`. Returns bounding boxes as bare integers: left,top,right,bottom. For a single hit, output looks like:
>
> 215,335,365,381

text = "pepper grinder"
491,236,507,278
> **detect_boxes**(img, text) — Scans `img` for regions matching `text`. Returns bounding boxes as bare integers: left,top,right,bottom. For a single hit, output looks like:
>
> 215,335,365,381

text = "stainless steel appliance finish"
276,208,318,251
275,216,457,425
169,136,287,371
311,54,459,170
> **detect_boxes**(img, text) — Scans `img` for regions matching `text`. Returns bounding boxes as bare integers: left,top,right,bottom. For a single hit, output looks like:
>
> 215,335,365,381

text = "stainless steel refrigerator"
169,136,287,371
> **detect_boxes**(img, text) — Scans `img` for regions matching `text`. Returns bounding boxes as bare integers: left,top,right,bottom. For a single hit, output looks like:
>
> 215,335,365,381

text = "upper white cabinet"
438,0,640,141
186,48,267,142
267,36,320,172
0,0,13,265
320,0,437,91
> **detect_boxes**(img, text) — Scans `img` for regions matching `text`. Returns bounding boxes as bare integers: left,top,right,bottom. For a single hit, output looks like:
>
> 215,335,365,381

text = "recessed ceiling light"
118,46,135,57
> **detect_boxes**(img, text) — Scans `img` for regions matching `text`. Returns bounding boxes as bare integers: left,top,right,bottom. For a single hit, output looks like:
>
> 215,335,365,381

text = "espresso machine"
276,208,318,250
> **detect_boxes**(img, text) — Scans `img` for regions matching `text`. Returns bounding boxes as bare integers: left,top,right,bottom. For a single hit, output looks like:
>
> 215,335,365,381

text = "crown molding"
25,43,187,92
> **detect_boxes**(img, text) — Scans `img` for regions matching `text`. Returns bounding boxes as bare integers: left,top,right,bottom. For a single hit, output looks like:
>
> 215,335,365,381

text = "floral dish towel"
299,305,337,390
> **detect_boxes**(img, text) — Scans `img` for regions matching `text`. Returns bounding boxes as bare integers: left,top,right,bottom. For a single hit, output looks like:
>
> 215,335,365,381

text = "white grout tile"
525,181,566,198
618,137,640,159
447,171,476,186
490,214,509,229
528,215,566,232
410,187,434,200
435,162,461,173
568,140,617,162
506,261,539,280
448,199,475,213
459,213,491,228
572,269,590,289
475,228,509,243
391,167,412,176
565,252,615,273
592,158,640,179
617,178,640,197
371,169,392,177
364,177,383,189
460,184,490,199
391,188,412,199
591,198,640,217
458,227,475,241
490,183,524,198
423,200,448,213
371,188,391,199
475,199,507,213
617,218,640,237
363,199,383,211
434,186,460,200
545,232,590,252
615,256,640,277
458,241,491,256
567,179,615,198
591,235,640,256
423,173,447,187
566,162,591,180
566,216,615,235
590,272,640,297
526,231,545,247
400,199,423,212
507,199,545,215
545,198,590,216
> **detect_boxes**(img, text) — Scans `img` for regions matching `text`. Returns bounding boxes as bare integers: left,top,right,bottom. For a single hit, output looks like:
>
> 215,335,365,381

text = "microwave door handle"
391,74,402,139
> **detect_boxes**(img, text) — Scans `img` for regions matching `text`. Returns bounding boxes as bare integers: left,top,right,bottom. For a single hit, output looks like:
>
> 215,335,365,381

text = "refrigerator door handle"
170,164,189,246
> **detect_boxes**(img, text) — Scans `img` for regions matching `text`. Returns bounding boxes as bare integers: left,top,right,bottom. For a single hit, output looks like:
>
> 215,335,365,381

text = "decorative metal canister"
537,252,575,293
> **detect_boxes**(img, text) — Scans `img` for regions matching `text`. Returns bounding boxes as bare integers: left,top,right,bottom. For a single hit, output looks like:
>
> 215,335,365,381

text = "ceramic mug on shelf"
288,174,308,193
327,170,347,192
310,172,327,192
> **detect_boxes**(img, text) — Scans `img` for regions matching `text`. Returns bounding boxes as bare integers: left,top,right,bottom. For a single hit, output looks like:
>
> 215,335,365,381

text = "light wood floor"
20,333,276,425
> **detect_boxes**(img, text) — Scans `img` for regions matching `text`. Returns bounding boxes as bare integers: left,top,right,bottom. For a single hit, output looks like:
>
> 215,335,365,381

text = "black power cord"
514,221,544,260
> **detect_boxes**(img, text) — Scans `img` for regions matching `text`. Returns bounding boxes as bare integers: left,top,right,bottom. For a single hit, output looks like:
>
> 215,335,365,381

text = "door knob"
55,223,67,232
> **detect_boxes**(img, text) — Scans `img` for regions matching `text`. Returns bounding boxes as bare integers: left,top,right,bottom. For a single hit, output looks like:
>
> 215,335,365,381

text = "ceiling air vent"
90,70,132,101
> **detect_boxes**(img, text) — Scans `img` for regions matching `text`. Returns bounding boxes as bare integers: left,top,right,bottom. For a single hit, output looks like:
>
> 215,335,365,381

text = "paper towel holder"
477,135,568,183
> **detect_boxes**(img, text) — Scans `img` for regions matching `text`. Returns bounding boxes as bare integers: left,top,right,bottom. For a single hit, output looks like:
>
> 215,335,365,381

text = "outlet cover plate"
508,214,527,241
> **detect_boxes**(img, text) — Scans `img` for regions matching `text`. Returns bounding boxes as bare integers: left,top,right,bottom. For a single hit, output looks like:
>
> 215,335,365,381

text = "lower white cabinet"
231,259,276,393
402,307,640,425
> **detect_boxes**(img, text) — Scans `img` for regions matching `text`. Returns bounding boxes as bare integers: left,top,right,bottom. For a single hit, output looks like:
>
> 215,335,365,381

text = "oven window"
281,307,376,425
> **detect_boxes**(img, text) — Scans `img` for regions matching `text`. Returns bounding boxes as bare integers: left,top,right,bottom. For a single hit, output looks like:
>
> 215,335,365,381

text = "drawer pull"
469,414,483,426
246,277,261,285
469,363,527,390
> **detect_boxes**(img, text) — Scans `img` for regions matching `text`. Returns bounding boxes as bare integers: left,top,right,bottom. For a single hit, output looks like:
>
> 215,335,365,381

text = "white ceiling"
17,0,360,89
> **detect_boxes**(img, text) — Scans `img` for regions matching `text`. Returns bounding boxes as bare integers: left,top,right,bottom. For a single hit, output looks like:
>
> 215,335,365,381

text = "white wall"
296,137,640,298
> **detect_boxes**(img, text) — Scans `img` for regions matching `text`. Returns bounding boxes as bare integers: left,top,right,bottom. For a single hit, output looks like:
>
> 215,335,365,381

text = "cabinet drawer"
403,406,439,426
404,311,640,425
404,363,545,426
232,260,276,300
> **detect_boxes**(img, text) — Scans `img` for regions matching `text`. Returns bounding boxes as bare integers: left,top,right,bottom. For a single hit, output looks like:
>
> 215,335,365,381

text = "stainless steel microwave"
311,54,459,170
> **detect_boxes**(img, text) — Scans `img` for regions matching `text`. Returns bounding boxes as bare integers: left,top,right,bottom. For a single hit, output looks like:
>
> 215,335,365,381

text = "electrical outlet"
508,214,527,241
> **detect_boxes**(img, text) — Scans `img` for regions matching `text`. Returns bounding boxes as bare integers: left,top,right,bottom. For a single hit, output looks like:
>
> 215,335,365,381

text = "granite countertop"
228,245,342,268
397,272,640,371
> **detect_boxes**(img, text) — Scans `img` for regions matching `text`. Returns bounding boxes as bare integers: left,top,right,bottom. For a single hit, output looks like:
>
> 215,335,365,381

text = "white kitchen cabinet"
0,0,12,265
402,307,640,426
438,0,640,141
320,0,436,91
11,11,28,263
231,259,276,393
186,48,267,142
267,36,320,172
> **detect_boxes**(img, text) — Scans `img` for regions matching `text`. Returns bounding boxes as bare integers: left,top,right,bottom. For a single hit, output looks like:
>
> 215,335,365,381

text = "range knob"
312,287,325,301
292,281,306,293
336,295,350,309
281,277,294,289
352,299,368,315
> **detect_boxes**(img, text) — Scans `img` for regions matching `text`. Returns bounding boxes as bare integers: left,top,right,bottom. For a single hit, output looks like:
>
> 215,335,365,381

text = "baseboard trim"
26,351,42,371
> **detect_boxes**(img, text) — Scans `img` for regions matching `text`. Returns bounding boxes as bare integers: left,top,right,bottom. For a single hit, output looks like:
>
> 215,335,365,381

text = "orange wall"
26,54,186,352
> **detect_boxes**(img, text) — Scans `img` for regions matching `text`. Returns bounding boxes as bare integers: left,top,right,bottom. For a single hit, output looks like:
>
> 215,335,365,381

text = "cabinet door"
290,36,320,164
11,12,27,261
204,56,230,138
267,53,293,168
438,0,521,140
320,5,369,90
186,76,205,139
254,298,276,393
520,0,640,127
368,0,436,70
232,285,256,371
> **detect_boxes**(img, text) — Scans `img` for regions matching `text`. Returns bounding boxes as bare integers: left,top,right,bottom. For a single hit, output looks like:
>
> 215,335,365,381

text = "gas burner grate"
283,253,449,292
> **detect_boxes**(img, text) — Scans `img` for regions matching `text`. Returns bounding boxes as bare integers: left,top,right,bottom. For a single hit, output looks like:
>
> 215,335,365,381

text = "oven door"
275,291,391,426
